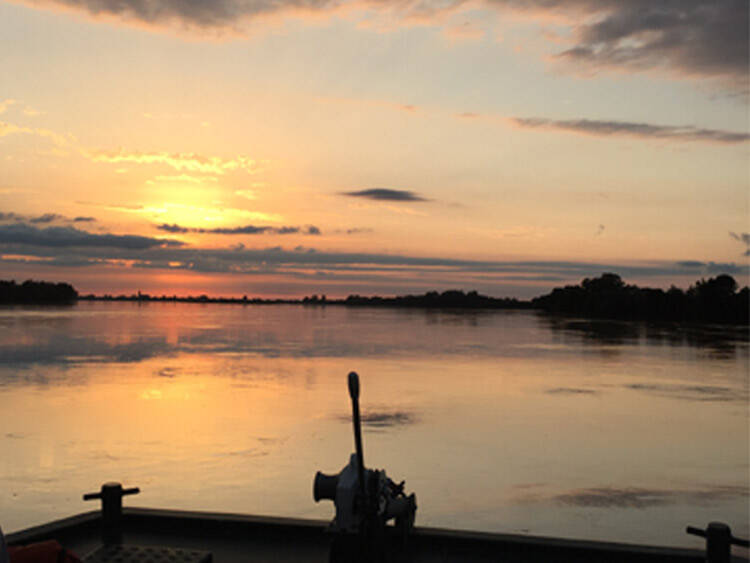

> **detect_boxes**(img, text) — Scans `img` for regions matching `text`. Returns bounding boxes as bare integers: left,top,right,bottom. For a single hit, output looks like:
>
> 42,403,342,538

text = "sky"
0,0,748,298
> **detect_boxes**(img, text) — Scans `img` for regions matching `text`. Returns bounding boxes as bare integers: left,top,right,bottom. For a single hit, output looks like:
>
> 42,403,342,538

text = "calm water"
0,302,747,550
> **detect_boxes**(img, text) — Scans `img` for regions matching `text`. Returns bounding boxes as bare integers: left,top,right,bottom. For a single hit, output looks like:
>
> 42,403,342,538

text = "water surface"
0,302,747,551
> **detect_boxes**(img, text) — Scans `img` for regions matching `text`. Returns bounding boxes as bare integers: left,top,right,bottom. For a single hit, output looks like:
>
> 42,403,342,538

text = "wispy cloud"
156,223,321,235
23,106,42,117
87,149,260,175
18,1,747,91
0,211,96,226
1,223,747,285
549,0,748,91
0,99,16,115
0,223,182,249
0,121,72,147
28,213,64,224
146,174,219,184
729,231,750,256
342,188,429,202
510,117,750,144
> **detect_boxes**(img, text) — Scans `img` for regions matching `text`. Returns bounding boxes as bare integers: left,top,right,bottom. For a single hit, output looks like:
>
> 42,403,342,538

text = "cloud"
342,227,373,235
729,231,750,256
235,189,257,200
146,174,219,184
0,99,16,115
548,0,749,91
511,117,750,144
2,227,748,285
18,2,747,91
29,213,64,224
86,149,259,175
0,212,23,222
1,211,96,226
0,223,182,249
342,188,428,202
155,222,321,235
0,121,72,147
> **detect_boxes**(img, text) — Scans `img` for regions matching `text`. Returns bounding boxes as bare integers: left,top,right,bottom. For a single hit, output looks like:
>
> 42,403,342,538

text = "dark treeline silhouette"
0,280,78,304
5,273,748,324
531,273,749,324
330,290,529,309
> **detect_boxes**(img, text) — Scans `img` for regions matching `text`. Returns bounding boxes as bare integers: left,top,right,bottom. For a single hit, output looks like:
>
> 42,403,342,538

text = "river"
0,301,747,551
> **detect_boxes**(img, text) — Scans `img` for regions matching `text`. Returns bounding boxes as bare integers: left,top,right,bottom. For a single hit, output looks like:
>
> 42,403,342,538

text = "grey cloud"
674,260,746,275
156,223,321,235
1,211,97,225
2,233,747,285
22,1,747,91
549,0,748,89
512,117,749,144
342,188,428,202
157,223,190,234
0,223,183,249
29,213,64,224
729,231,750,256
208,225,273,235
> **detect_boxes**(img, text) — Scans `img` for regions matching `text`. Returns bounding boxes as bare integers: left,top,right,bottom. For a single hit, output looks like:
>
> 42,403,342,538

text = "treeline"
324,290,530,309
4,274,748,324
0,280,78,304
531,273,749,324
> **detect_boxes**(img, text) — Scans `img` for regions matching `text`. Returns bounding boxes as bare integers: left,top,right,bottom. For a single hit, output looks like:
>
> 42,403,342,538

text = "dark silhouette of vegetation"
0,280,77,304
335,290,529,309
532,273,749,324
5,273,748,324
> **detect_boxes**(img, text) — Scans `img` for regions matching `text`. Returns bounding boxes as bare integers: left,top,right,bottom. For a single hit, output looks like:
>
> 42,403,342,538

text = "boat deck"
8,506,739,563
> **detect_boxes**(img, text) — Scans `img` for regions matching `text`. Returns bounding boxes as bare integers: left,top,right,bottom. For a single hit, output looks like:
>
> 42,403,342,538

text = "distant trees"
340,289,529,309
0,280,78,304
532,273,749,324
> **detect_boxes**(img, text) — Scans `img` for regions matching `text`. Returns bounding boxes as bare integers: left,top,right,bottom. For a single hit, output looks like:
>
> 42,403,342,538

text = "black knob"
348,372,359,400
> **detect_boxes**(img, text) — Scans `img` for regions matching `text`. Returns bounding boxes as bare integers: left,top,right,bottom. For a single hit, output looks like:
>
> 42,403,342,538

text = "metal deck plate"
84,544,212,563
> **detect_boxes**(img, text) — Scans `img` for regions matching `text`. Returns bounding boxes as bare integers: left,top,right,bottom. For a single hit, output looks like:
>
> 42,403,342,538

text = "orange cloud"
86,150,260,175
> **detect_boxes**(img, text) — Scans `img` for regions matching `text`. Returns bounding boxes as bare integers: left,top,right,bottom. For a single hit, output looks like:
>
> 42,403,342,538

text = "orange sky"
1,0,748,298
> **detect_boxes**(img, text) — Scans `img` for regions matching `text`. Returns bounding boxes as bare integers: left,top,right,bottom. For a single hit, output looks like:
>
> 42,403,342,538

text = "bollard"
83,482,140,545
687,521,749,563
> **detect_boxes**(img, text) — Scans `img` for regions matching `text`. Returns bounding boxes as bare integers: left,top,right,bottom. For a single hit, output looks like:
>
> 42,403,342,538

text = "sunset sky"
1,0,748,298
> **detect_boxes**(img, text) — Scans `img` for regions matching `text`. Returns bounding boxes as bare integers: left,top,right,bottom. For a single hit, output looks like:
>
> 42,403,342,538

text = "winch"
314,372,417,562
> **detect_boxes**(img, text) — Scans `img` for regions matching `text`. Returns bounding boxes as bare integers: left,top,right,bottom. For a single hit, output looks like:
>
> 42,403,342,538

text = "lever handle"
348,371,359,400
348,372,366,502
